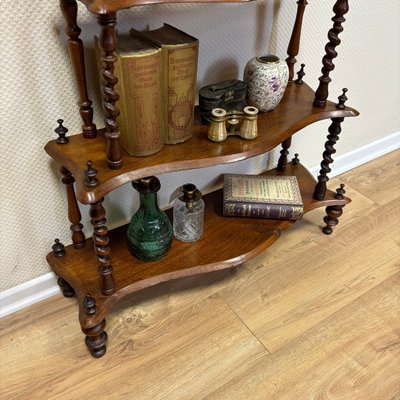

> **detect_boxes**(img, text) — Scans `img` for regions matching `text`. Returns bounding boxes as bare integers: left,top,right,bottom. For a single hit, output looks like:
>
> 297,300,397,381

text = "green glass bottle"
127,176,173,261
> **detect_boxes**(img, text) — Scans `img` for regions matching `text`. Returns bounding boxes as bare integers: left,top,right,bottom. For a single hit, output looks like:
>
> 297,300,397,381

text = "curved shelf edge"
47,163,351,327
80,0,253,14
45,83,359,204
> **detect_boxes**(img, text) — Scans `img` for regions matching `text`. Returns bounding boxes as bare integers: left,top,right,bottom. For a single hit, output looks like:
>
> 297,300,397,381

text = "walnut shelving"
46,0,358,357
45,82,358,204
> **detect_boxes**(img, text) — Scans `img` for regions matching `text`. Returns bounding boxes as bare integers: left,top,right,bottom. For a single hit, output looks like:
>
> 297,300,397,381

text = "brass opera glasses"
207,106,259,143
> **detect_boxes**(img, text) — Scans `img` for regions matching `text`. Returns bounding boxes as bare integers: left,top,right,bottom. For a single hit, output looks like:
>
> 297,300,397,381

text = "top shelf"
45,82,359,204
79,0,252,14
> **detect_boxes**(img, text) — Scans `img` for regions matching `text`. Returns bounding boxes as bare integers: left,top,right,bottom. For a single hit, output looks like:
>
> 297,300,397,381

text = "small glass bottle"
173,183,204,242
127,176,173,261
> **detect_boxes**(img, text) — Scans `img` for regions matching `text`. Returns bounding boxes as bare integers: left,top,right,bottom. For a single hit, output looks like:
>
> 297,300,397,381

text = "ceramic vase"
243,55,289,112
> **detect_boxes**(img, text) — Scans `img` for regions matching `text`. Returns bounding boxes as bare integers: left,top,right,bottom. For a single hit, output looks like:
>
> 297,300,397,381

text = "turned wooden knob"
83,294,97,315
335,183,346,199
336,88,348,109
84,161,99,188
292,153,300,165
295,64,305,84
55,119,69,144
52,239,65,257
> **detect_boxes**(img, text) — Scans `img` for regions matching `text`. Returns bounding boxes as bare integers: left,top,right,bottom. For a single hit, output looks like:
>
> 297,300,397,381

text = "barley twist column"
97,13,123,169
89,199,115,295
313,0,349,107
313,117,344,200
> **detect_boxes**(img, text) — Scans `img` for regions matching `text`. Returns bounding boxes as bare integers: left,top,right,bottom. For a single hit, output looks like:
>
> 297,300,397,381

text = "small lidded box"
199,79,247,123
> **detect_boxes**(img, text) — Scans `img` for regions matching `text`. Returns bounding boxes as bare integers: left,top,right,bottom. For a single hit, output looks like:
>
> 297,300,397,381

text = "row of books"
95,24,198,156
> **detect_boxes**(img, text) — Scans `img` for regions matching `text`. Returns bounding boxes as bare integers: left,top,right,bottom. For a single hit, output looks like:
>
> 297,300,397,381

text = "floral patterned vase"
243,55,289,112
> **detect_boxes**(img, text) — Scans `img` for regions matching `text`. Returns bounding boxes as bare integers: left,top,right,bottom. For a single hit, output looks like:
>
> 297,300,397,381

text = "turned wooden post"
82,318,108,358
89,199,115,295
313,0,349,107
60,167,86,248
323,184,346,234
97,13,123,169
286,0,308,81
277,137,292,171
59,0,97,138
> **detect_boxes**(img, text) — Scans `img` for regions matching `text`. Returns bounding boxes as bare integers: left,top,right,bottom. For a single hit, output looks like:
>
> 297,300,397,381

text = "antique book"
95,35,164,156
223,174,304,220
130,24,199,144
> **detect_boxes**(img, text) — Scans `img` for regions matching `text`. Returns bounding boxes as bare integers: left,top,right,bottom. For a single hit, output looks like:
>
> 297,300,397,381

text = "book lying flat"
223,174,304,220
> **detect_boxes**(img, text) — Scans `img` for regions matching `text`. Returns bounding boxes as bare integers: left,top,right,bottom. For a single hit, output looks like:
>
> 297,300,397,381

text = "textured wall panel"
1,1,399,291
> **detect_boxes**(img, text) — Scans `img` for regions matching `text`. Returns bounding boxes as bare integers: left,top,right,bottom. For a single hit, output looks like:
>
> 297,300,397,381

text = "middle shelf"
47,162,350,324
45,82,359,204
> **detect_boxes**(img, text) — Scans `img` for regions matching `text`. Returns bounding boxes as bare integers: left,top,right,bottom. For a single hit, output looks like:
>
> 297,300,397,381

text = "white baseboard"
309,131,400,178
0,272,59,318
1,131,399,319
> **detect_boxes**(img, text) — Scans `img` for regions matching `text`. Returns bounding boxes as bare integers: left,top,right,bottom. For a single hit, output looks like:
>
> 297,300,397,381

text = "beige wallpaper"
1,0,399,292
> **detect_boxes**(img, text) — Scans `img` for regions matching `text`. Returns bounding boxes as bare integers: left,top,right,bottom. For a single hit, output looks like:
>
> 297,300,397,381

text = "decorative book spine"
223,174,304,220
131,26,199,144
223,203,303,220
94,36,164,157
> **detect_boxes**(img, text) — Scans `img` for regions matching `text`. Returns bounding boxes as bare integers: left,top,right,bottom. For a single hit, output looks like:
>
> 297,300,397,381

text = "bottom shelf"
47,163,350,325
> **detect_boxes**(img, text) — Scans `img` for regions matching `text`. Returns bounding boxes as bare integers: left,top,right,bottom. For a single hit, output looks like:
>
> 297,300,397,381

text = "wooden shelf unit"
47,0,358,357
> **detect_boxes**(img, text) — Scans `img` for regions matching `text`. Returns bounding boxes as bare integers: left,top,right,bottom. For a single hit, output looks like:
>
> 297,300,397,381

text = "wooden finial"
84,161,99,188
335,183,346,199
336,88,348,109
83,294,97,315
52,239,65,257
55,119,69,144
292,153,300,165
295,64,306,84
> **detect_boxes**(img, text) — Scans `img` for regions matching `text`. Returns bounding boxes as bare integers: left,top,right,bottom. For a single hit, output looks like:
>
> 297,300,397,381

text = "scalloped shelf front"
45,83,359,204
47,163,350,326
80,0,252,14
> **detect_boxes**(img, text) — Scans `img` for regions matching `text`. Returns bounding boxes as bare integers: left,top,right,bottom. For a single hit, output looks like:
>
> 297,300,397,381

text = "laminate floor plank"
1,150,399,400
334,148,400,206
1,296,268,400
206,272,400,400
219,196,400,352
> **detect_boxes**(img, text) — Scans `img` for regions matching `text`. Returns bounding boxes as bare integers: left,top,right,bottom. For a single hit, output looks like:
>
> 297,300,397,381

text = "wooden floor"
1,150,399,400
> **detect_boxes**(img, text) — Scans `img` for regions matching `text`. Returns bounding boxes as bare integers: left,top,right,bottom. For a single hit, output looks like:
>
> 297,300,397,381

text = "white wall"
1,0,399,292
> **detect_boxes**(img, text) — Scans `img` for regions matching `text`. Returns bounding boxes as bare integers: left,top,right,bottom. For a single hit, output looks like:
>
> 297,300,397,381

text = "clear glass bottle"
173,183,204,242
127,176,173,261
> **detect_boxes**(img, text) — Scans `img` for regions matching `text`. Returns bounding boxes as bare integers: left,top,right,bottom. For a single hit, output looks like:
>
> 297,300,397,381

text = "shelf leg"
286,0,308,82
82,319,108,358
277,137,292,171
60,167,86,249
313,0,349,108
97,12,123,170
89,199,115,296
57,277,75,297
59,0,97,138
313,117,344,200
322,184,347,234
